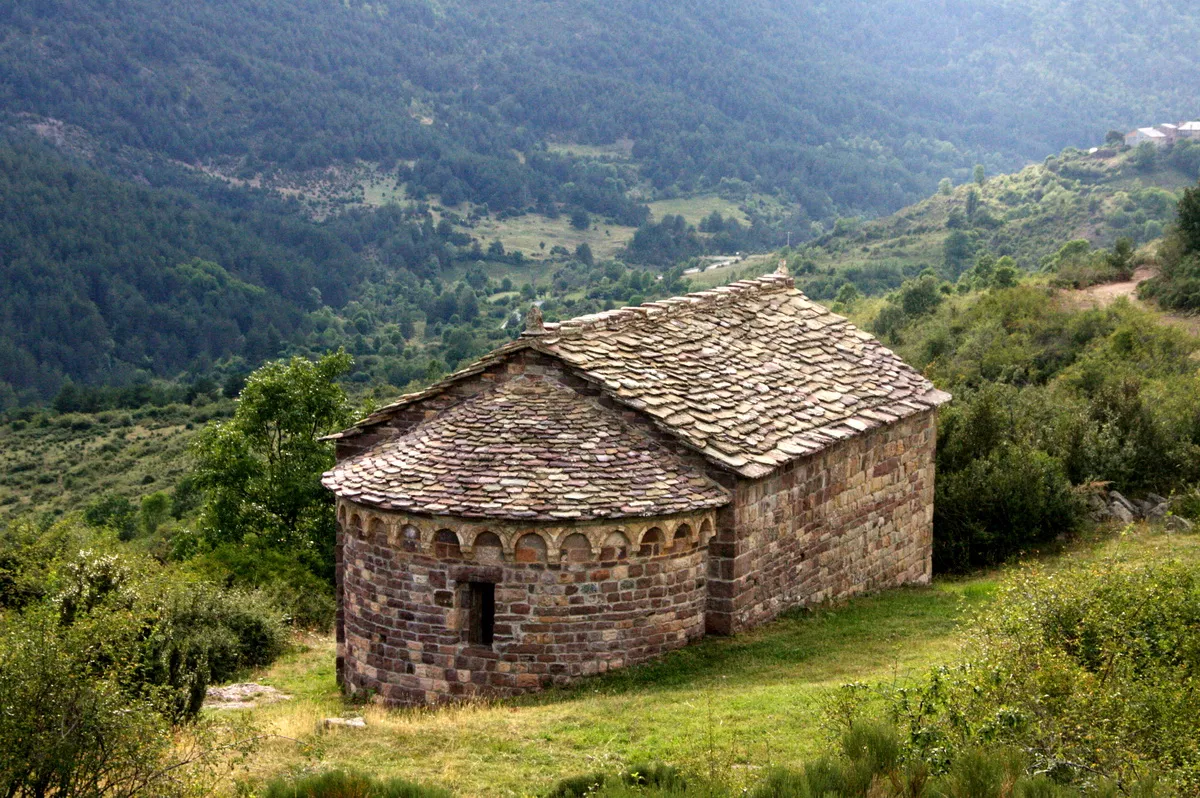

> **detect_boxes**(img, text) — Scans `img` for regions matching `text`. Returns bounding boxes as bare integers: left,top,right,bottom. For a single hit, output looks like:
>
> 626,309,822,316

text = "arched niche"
559,533,593,563
600,531,631,561
699,518,714,546
400,523,421,553
434,529,462,559
638,527,665,557
368,517,386,542
349,514,364,539
473,531,504,563
514,533,548,563
672,523,693,552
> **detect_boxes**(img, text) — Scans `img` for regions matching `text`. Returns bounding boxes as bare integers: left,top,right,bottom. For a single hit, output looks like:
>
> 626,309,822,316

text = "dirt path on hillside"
1063,267,1200,336
1071,267,1155,308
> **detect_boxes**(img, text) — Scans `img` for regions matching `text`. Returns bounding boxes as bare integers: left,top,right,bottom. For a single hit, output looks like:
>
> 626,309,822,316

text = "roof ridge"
526,272,796,339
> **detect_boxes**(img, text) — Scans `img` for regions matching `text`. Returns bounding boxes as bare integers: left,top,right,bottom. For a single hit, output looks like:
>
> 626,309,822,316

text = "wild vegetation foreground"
240,576,989,794
233,527,1197,797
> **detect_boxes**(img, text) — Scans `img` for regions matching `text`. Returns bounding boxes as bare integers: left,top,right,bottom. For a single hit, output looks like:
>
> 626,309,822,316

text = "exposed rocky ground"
1087,487,1193,530
204,683,292,710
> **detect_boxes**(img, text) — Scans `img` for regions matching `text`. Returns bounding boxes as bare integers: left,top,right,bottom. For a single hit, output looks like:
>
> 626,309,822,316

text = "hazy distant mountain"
3,0,1199,220
3,0,1200,405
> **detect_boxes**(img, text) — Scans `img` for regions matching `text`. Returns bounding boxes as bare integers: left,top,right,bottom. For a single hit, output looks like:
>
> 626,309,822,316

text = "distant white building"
1179,121,1200,140
1157,123,1180,143
1125,127,1169,147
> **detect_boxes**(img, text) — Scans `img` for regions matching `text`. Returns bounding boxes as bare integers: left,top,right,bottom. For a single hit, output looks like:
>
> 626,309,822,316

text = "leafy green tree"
575,242,594,266
463,265,488,291
1131,142,1158,172
83,493,138,540
943,230,975,276
1105,129,1126,147
938,178,953,196
973,253,996,284
834,283,860,307
138,492,173,539
190,350,353,557
965,188,979,219
991,263,1018,288
1177,181,1200,254
899,274,944,317
569,208,590,230
973,164,986,186
1106,236,1136,280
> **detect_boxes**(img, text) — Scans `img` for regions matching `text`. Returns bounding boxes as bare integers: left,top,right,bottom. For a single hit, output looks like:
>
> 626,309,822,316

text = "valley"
5,2,1200,795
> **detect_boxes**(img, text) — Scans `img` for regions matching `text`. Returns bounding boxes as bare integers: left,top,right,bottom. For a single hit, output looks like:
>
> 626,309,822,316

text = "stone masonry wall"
336,502,716,705
706,409,936,635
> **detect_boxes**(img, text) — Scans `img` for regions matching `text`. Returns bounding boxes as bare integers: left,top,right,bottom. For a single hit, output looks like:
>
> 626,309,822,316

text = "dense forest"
0,128,704,406
4,0,1200,219
4,0,1200,406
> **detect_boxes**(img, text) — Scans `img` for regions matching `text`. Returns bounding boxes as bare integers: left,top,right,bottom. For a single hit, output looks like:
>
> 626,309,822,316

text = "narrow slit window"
467,582,495,647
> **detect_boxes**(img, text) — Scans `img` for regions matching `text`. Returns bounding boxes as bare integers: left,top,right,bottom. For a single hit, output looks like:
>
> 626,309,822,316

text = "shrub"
545,763,688,798
82,492,138,539
0,519,88,610
2,526,290,718
185,540,336,629
0,607,178,798
859,558,1200,792
261,770,452,798
139,581,288,717
934,442,1080,571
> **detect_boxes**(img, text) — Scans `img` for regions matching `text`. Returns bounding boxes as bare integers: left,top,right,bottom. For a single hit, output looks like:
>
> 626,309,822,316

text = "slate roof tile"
322,377,730,520
328,270,950,495
530,272,950,478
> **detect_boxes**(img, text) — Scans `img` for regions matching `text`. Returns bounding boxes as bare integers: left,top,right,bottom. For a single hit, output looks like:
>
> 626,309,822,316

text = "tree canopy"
190,350,354,561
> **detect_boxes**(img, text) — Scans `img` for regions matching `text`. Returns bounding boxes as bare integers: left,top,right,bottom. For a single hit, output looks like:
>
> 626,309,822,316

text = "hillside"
5,0,1200,224
793,143,1200,300
0,127,767,407
6,0,1200,404
218,530,1199,796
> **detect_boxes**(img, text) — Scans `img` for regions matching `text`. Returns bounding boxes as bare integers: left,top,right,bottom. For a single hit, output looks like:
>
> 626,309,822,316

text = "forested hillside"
0,130,702,406
4,0,1200,220
5,0,1200,405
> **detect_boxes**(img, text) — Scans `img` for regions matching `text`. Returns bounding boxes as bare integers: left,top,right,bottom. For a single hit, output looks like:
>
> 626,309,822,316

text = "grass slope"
237,580,992,795
229,528,1198,797
801,147,1198,286
0,402,224,522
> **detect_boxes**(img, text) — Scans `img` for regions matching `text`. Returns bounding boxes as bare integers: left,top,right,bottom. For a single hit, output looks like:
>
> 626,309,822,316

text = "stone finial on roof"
775,258,789,276
523,303,546,336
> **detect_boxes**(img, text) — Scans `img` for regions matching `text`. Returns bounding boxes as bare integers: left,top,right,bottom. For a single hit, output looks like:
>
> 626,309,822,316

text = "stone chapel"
322,268,951,705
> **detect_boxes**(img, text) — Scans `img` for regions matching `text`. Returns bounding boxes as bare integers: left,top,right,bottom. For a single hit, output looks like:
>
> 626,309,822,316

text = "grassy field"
468,213,636,262
461,193,758,264
445,194,765,266
235,577,992,795
225,524,1199,797
545,141,635,160
647,195,750,227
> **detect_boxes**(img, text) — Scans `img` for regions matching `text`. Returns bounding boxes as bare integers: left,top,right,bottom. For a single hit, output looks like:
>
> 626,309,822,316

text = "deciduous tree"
190,350,353,558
